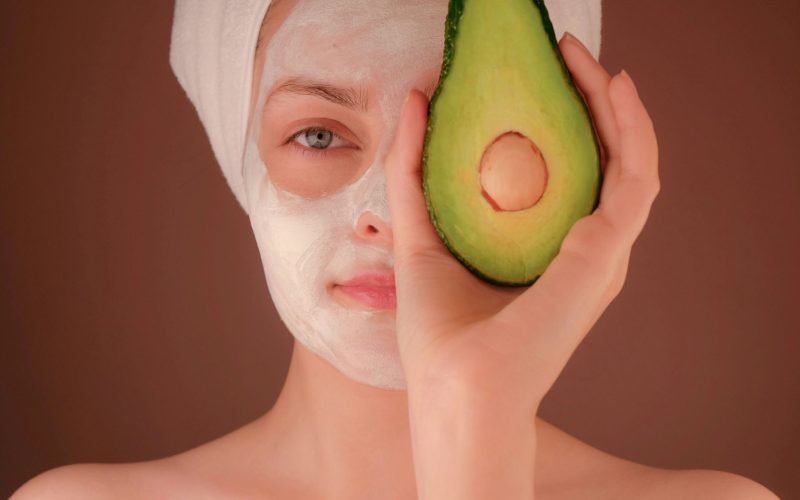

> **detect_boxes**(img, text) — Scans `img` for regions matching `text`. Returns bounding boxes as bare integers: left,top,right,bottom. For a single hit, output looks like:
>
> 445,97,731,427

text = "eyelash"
287,127,349,158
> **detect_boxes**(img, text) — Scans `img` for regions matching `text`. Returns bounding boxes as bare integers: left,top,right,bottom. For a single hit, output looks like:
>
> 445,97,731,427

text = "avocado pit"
479,132,548,211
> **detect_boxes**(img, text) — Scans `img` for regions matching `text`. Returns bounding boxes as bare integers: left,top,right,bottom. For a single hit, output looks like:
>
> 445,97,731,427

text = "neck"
263,340,418,498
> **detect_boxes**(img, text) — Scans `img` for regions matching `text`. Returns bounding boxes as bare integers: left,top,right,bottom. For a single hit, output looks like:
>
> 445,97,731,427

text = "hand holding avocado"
385,30,658,494
385,32,659,413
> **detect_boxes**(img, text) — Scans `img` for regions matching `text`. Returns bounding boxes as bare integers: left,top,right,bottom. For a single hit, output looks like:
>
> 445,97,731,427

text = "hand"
385,32,660,416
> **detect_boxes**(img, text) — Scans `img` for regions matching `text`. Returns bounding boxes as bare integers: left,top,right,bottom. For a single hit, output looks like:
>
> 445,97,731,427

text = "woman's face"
243,0,447,389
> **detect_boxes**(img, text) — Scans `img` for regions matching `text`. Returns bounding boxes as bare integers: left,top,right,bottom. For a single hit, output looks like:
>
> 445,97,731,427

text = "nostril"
355,212,392,246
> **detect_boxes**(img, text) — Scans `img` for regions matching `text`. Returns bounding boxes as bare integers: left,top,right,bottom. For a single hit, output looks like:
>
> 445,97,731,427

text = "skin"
13,1,779,498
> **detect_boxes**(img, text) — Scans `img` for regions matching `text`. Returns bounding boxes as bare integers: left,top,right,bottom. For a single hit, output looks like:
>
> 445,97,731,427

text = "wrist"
406,370,541,423
407,384,539,500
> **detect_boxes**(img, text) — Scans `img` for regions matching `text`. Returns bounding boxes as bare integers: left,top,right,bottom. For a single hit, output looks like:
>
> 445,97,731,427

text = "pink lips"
334,273,396,310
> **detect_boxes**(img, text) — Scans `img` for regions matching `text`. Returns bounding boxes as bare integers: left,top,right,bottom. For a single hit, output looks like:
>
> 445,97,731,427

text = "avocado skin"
422,0,603,287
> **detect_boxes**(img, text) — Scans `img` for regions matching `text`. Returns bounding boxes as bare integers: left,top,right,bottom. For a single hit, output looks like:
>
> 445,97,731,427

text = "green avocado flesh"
423,0,601,287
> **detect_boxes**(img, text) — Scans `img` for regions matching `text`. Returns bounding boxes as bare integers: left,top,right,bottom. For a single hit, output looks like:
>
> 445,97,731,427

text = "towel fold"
169,0,602,212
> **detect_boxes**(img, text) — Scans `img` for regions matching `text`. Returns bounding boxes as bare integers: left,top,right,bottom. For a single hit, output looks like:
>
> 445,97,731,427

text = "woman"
14,0,778,498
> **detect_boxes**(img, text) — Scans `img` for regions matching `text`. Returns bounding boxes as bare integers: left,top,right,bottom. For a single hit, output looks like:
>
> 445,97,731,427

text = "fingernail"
562,31,592,58
403,91,412,108
620,69,640,98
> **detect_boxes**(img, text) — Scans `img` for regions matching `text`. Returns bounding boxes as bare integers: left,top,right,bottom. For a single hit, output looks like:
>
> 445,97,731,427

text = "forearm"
407,384,538,500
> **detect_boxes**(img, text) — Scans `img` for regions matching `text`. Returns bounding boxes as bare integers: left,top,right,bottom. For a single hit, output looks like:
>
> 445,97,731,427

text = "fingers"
559,33,659,228
497,69,659,366
559,33,620,170
596,72,660,245
385,89,450,263
561,32,660,248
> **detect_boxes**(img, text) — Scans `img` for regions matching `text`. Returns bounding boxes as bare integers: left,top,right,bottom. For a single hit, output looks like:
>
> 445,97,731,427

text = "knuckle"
652,178,662,199
619,170,660,203
609,264,628,298
560,216,619,281
635,174,660,202
563,217,604,251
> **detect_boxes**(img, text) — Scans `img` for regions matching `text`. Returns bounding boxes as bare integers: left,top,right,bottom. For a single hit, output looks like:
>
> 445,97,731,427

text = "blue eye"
292,127,347,150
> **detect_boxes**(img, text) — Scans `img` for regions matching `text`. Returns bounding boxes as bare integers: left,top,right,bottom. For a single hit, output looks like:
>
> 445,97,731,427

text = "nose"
354,211,393,250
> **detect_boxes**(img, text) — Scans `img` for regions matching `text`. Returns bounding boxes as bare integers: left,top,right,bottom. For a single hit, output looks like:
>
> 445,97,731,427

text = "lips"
334,272,396,310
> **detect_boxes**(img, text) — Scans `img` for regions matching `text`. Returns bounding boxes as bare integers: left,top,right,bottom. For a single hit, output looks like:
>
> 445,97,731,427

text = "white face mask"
242,0,448,390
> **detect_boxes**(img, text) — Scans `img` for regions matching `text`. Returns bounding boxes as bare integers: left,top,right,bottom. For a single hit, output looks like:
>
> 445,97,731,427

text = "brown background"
1,1,798,498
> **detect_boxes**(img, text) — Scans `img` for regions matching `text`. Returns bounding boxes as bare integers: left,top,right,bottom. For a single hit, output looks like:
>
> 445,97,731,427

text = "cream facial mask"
242,0,448,389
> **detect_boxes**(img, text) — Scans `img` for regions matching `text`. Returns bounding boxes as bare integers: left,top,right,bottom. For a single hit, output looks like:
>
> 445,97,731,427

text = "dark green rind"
422,0,603,288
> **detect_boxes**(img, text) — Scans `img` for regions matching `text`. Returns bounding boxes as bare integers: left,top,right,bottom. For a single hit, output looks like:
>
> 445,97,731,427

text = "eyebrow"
267,77,370,112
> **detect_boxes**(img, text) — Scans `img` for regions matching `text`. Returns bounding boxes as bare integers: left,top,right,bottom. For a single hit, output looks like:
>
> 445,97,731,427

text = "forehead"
257,0,447,87
256,0,295,56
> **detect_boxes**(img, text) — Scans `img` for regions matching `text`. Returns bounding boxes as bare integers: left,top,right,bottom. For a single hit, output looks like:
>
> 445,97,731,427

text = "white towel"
169,0,602,213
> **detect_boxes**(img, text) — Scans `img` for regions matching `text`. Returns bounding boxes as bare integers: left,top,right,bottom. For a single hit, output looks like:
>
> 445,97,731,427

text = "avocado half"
423,0,602,287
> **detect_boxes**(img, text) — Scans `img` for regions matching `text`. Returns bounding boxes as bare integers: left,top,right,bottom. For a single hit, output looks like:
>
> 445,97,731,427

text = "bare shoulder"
11,419,289,499
10,460,198,500
534,417,778,500
12,463,139,500
647,468,780,500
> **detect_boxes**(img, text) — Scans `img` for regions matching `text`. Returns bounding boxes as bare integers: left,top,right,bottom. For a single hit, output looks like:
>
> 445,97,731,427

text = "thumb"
385,89,449,263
